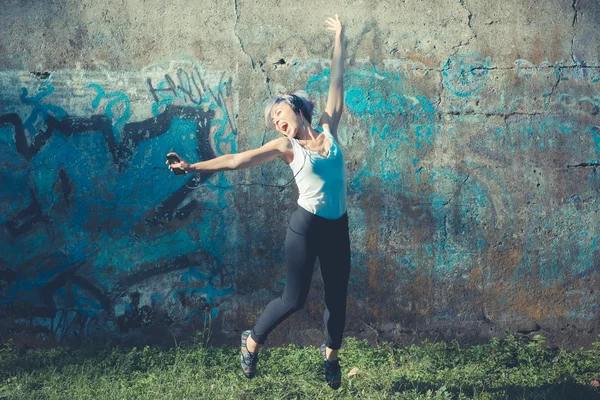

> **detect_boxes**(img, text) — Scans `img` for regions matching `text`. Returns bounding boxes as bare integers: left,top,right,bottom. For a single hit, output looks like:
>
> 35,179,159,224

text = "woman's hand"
166,152,190,174
326,14,343,38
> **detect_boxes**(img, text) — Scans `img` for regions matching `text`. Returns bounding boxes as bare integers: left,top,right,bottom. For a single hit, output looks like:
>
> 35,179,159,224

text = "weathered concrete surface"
1,0,599,348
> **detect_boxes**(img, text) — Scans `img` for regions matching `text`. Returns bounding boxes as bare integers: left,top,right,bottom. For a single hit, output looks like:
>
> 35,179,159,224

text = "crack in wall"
441,174,470,207
233,0,272,96
451,39,472,52
547,75,562,101
447,34,477,59
436,68,444,108
571,0,579,63
521,65,600,70
433,62,597,115
459,174,470,192
567,162,600,168
232,0,273,148
437,0,476,110
407,65,599,73
443,111,548,118
459,0,473,28
233,0,254,69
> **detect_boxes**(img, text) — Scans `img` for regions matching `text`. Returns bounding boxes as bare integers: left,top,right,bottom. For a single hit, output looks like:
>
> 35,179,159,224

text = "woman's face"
270,101,302,138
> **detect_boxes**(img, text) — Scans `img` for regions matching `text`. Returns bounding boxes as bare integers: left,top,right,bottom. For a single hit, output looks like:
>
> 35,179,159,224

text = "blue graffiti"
87,83,131,143
442,54,491,97
19,85,67,133
0,73,238,338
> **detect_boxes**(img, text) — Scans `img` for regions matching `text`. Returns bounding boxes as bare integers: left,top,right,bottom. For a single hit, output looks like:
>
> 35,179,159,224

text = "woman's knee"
280,294,307,313
289,297,307,313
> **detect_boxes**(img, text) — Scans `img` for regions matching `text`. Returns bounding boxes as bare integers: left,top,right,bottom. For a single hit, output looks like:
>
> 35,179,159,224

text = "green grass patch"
1,334,600,399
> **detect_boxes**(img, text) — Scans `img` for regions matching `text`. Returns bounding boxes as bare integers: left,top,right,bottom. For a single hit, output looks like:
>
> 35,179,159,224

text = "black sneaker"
240,330,258,378
320,344,341,390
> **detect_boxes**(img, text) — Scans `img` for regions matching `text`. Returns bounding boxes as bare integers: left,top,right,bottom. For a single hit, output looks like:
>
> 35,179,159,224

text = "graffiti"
87,83,131,143
147,64,237,160
494,118,599,152
383,59,432,78
147,66,217,106
1,99,215,167
112,251,236,331
1,100,221,228
543,92,600,115
366,124,440,150
515,59,600,82
116,291,172,332
1,44,600,346
0,260,113,341
346,89,437,122
4,188,48,237
1,251,237,339
442,54,491,97
0,64,240,342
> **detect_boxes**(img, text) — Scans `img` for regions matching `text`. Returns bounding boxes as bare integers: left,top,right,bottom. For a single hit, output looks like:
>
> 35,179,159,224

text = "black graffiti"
4,188,49,237
31,71,51,80
147,67,236,134
143,188,202,229
1,249,229,336
56,167,74,208
1,104,220,236
147,74,178,103
111,251,231,332
5,168,73,237
0,105,217,172
52,309,93,341
116,291,173,332
0,268,17,294
148,66,219,106
123,105,217,165
4,169,73,238
0,263,109,326
111,252,210,295
39,266,111,312
0,247,233,341
1,112,120,163
0,101,229,340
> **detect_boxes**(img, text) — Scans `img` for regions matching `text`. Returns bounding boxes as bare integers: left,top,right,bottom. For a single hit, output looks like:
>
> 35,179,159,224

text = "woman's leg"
317,214,351,357
250,210,318,346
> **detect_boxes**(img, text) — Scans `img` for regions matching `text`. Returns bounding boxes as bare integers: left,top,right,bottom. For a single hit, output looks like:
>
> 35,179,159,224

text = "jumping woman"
167,14,348,390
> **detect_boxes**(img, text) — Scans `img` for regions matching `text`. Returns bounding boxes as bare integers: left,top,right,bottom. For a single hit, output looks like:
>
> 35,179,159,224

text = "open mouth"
280,122,289,132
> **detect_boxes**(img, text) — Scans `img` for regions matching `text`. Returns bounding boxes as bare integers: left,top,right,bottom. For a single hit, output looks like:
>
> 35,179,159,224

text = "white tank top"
288,127,347,219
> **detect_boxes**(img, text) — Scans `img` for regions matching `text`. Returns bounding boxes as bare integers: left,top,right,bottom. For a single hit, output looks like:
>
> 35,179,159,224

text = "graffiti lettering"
383,59,431,78
515,59,600,82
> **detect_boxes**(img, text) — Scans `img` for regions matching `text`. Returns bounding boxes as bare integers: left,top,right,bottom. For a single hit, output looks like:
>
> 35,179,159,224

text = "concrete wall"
1,0,599,347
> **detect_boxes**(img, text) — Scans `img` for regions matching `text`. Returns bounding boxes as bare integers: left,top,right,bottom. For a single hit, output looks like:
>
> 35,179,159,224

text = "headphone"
290,95,304,112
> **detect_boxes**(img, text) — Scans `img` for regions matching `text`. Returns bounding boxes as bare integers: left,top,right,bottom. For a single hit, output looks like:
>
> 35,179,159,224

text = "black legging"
251,206,351,349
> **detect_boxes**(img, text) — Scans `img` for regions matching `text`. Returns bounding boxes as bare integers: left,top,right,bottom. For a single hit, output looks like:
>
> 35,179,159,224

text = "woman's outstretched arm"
167,137,292,174
319,14,345,139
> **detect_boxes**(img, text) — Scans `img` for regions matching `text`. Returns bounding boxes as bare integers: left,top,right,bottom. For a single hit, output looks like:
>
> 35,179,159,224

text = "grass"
1,334,600,399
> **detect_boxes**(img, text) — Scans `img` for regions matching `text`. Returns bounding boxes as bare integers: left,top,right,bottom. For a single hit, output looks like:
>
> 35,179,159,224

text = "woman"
167,14,348,390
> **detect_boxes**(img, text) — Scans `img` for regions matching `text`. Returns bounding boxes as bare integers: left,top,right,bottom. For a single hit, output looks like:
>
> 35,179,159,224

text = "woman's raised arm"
319,14,345,139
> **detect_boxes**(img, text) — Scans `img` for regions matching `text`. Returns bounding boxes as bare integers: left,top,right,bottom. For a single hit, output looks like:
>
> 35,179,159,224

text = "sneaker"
240,330,258,378
320,344,341,390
